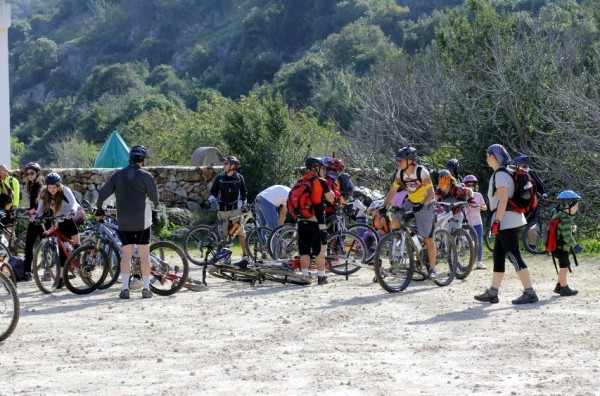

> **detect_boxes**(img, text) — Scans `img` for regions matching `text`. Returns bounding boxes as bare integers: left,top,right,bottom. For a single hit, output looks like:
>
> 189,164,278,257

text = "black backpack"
337,173,354,199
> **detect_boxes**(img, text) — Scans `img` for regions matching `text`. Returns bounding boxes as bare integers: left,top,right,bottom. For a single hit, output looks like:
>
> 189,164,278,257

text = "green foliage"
48,134,98,168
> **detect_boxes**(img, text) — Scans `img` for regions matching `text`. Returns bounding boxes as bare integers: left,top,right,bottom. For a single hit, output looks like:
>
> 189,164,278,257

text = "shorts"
397,201,436,238
119,227,151,246
218,209,245,238
552,249,572,269
297,220,324,257
58,218,78,238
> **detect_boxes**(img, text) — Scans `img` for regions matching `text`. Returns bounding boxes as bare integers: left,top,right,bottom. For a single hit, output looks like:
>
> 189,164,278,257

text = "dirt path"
1,254,600,395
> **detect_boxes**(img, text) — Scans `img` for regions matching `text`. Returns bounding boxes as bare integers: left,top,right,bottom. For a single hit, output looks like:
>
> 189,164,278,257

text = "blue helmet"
515,154,529,165
130,145,148,162
44,172,62,185
557,190,581,201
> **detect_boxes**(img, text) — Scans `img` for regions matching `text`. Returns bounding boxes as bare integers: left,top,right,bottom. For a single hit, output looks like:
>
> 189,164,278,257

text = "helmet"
352,189,366,199
130,145,148,162
321,156,332,166
224,155,241,167
515,154,529,165
327,158,345,171
44,172,62,185
395,146,417,160
305,156,325,170
557,190,581,201
368,199,385,212
463,174,478,184
437,169,452,189
445,158,459,172
24,162,41,173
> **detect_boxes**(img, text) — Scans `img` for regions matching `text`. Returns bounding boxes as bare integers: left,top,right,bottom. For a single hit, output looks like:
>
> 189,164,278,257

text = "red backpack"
493,166,538,214
544,217,561,253
287,176,317,219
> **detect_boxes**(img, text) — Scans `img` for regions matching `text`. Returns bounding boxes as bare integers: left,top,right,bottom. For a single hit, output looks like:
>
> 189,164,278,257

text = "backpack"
337,173,354,199
398,165,425,188
287,176,317,220
493,166,537,214
0,176,15,210
8,256,26,282
544,217,561,253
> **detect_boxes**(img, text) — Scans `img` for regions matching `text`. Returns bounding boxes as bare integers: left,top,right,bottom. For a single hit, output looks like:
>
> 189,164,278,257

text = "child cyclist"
462,175,488,269
550,190,583,297
363,199,389,253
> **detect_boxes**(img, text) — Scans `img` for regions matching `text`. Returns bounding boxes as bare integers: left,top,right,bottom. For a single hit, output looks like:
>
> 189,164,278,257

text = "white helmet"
368,199,385,212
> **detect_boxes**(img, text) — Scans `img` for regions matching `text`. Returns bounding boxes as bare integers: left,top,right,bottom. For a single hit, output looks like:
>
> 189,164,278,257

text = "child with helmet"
364,199,389,253
463,174,488,269
550,190,583,296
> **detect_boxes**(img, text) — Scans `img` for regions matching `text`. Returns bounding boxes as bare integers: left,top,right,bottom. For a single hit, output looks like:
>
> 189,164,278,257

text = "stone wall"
11,166,219,210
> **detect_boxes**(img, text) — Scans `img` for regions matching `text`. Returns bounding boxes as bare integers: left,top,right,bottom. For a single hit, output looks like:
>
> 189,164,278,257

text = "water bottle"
64,241,73,253
411,234,422,251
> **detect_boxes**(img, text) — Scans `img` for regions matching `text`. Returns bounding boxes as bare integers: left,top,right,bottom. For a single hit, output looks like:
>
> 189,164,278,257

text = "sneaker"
142,289,153,298
474,288,499,304
559,285,578,297
234,258,249,269
427,268,437,279
317,276,328,285
24,272,33,282
553,283,561,294
119,289,130,299
511,290,539,305
129,277,143,290
476,261,487,270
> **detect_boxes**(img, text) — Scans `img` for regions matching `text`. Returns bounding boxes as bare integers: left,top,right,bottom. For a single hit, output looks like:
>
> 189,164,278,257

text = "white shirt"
488,171,526,230
258,185,291,207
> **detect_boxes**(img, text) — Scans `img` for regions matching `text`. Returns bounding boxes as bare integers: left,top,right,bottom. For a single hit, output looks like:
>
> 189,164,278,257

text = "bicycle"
183,204,269,265
0,271,19,342
0,209,29,256
31,214,109,295
435,201,476,279
373,207,458,293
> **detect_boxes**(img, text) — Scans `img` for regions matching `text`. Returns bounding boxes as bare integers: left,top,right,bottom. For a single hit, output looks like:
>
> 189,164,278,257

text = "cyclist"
475,144,538,304
297,157,334,285
0,164,20,236
208,155,250,260
550,190,582,297
350,189,369,225
364,199,389,254
23,162,44,281
462,174,487,269
255,184,290,230
34,172,82,289
96,145,160,299
384,146,438,279
445,158,463,183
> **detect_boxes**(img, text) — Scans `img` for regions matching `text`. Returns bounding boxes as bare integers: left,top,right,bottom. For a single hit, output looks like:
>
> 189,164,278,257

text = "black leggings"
493,226,527,273
24,222,44,273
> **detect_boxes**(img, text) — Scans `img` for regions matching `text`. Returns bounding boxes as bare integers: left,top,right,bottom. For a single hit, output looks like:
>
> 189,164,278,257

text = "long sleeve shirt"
552,209,578,251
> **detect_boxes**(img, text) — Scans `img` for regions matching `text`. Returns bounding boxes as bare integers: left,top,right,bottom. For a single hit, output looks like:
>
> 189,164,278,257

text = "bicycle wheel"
63,244,110,295
1,263,16,285
245,226,272,260
484,214,496,252
32,239,60,294
183,225,220,265
453,228,476,280
373,231,415,293
0,241,9,265
260,268,311,286
96,240,121,290
271,226,299,260
148,241,189,296
347,223,379,263
327,231,367,276
462,224,479,255
267,224,296,258
208,265,256,283
522,217,548,254
432,229,457,287
0,272,19,342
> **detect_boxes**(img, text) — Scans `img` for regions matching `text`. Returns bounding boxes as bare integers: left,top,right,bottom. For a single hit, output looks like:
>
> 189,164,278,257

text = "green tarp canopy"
94,131,130,168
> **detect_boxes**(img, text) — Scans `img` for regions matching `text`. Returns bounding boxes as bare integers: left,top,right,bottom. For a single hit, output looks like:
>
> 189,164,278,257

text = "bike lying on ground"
0,272,19,342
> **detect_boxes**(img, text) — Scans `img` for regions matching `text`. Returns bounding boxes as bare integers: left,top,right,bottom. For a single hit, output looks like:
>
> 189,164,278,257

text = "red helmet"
327,158,345,171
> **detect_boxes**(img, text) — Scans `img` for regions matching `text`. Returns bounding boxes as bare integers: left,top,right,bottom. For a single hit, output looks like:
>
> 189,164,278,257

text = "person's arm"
96,175,116,209
278,205,288,226
62,187,78,212
145,175,160,208
11,177,20,207
239,174,247,202
384,170,402,207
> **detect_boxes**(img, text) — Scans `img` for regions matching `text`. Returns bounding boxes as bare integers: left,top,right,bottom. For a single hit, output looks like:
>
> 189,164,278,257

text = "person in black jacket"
209,155,249,259
23,162,44,281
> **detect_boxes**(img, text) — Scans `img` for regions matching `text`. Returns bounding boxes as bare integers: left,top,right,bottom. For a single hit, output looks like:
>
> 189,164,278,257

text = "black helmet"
44,172,62,185
445,158,459,172
395,146,417,160
305,156,325,170
25,162,41,173
224,155,241,167
130,145,148,162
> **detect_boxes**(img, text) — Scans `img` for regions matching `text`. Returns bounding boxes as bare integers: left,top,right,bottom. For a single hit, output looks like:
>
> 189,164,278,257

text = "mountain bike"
0,209,29,256
436,201,476,279
521,202,553,254
373,207,457,293
0,271,19,342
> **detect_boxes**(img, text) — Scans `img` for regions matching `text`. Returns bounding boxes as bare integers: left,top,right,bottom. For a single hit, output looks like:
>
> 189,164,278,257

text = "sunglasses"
465,183,476,187
26,171,37,176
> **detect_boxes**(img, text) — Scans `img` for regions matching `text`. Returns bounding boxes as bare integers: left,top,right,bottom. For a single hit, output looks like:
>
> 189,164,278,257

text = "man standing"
209,155,249,259
0,164,20,235
96,145,160,299
384,146,438,278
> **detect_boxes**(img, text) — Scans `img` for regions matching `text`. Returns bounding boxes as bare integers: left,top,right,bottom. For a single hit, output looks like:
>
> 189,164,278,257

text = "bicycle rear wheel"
373,231,415,293
453,228,476,280
432,229,457,287
0,272,19,342
183,225,220,265
208,265,257,283
347,223,379,263
63,244,110,295
32,239,60,294
95,239,121,290
327,231,367,276
149,241,189,296
522,217,548,254
245,226,272,260
271,226,299,260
